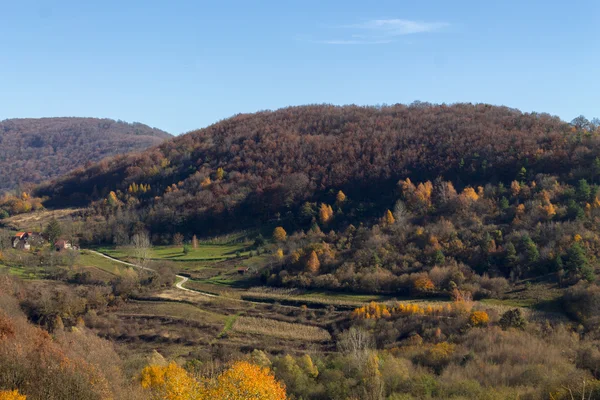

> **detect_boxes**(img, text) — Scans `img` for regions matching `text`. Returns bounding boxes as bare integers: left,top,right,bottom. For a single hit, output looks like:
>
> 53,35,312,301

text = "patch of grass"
0,265,40,280
96,243,252,262
78,251,132,276
119,300,226,325
218,313,241,339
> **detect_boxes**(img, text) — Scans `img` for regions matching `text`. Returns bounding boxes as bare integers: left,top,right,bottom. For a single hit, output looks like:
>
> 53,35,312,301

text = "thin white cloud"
317,39,393,45
315,18,449,45
349,19,449,36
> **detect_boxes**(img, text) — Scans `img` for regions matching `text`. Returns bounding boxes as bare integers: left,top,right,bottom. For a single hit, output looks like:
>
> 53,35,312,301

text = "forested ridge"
0,117,171,192
38,103,599,234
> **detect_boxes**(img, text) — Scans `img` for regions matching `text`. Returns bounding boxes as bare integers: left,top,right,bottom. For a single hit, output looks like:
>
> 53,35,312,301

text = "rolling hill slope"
0,117,171,192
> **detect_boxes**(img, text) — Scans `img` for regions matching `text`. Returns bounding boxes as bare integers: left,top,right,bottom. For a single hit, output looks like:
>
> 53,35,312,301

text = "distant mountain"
0,117,171,192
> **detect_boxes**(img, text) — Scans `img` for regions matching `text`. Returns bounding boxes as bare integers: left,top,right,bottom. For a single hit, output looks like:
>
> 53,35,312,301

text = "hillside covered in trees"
0,117,171,192
38,103,599,230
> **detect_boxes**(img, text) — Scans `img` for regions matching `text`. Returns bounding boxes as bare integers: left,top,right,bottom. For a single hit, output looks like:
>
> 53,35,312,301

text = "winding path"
87,249,216,297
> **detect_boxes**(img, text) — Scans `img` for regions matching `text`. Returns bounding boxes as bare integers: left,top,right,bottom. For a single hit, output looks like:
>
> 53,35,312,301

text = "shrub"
469,311,489,327
498,308,526,330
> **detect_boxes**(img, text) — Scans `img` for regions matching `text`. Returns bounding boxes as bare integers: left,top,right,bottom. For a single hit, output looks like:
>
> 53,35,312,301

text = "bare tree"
131,231,151,266
337,326,374,365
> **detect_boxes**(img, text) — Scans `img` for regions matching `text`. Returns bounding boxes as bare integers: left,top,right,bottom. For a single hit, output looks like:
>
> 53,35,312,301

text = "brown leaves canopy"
0,117,170,192
38,103,585,236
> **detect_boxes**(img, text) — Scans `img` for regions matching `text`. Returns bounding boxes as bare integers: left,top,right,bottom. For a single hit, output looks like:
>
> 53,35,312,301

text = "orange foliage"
469,311,489,327
273,227,287,242
383,209,395,225
306,250,320,274
319,203,334,224
413,276,435,292
140,362,201,400
336,190,346,204
461,187,479,201
511,180,521,196
0,193,44,216
201,177,212,188
401,179,433,210
352,301,455,320
206,361,287,400
0,390,26,400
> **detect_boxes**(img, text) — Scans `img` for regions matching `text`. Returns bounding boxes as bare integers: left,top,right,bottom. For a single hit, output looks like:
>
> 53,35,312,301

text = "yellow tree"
336,190,346,205
140,362,203,400
273,227,287,242
469,311,489,327
107,191,120,208
511,180,521,197
207,361,286,400
276,248,284,260
0,390,26,400
216,167,225,180
306,250,320,274
383,209,395,225
319,203,334,224
461,187,479,201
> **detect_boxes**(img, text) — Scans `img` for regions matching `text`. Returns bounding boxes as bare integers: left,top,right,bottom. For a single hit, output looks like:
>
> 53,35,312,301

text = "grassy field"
78,250,134,277
0,265,41,279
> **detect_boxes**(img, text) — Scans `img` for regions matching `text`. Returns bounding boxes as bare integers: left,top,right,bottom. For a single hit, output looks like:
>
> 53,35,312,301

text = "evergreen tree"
521,235,539,266
577,179,591,202
44,217,62,244
499,196,510,211
517,167,527,183
564,242,594,281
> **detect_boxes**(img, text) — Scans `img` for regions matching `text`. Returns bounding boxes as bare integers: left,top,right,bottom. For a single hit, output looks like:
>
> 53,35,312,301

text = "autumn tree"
511,181,521,197
461,187,479,201
201,177,212,188
306,250,320,274
336,190,346,205
319,203,334,225
107,191,120,208
469,311,489,327
383,209,395,225
276,248,284,260
0,390,26,400
413,276,435,293
273,227,287,242
216,167,225,180
206,361,287,400
140,362,201,400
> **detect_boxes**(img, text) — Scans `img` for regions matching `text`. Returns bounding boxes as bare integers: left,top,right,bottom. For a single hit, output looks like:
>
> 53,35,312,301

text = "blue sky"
1,0,598,135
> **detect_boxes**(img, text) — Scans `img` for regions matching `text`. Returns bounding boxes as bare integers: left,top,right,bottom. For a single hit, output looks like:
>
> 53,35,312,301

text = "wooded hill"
37,103,598,235
0,117,171,192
